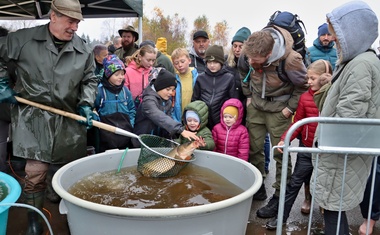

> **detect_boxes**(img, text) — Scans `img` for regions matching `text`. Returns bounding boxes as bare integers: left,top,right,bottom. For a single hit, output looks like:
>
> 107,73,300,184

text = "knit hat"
318,23,330,37
103,55,125,79
193,30,209,40
205,45,225,65
118,25,139,40
51,0,83,21
223,106,238,119
153,69,177,91
139,40,155,48
185,110,200,123
232,27,251,44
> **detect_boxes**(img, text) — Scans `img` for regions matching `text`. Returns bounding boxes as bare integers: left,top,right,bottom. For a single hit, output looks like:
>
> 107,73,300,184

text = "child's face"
307,70,322,91
108,70,125,86
138,52,156,69
206,61,222,73
223,114,236,127
172,55,191,74
186,118,200,131
157,86,175,100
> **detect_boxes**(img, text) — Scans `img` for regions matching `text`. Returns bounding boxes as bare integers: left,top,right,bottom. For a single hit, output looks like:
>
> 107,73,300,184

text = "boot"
252,183,267,201
25,192,44,235
256,194,279,218
45,164,61,203
301,184,311,214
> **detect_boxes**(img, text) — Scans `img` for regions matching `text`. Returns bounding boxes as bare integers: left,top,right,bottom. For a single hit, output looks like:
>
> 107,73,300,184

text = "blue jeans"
360,156,380,221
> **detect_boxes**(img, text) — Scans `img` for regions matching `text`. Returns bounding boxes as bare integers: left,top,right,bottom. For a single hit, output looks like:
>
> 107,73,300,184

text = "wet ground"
4,144,380,235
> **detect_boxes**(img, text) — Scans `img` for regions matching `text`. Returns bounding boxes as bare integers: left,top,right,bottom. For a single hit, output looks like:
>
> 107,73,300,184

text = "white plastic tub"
52,149,262,235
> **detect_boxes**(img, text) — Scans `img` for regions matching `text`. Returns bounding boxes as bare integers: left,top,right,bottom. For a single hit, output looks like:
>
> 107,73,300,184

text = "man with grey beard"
189,30,210,74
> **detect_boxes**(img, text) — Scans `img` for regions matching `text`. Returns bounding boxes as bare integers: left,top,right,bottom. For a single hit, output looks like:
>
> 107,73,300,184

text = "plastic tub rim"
0,172,22,214
52,149,262,218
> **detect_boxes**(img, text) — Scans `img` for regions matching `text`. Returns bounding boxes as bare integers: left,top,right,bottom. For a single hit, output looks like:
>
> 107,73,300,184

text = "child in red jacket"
212,98,249,161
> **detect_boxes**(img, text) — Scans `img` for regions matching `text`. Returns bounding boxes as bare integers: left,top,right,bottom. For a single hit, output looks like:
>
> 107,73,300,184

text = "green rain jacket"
0,24,98,164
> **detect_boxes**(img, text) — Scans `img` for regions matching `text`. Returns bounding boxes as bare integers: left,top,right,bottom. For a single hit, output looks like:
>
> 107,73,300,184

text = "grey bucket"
52,149,262,235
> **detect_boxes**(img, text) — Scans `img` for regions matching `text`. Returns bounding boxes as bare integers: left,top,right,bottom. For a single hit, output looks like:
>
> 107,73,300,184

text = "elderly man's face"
193,37,210,58
49,11,80,41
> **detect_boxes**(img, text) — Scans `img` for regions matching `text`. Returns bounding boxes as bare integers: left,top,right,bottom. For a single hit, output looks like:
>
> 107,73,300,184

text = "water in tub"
68,164,243,209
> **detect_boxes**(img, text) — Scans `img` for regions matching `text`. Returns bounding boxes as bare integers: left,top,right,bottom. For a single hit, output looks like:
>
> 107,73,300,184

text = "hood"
189,46,200,58
326,1,378,63
156,37,168,54
183,100,209,130
220,98,244,128
262,26,292,64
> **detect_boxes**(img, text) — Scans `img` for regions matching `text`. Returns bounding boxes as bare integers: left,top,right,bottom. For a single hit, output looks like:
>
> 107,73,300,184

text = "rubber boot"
45,164,61,203
301,184,311,214
25,192,44,235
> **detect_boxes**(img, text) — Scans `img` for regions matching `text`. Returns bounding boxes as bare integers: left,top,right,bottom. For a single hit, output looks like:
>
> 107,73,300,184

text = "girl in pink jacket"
212,98,249,161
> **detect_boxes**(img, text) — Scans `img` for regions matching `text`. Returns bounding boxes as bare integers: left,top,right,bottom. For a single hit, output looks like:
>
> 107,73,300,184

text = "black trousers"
324,210,349,235
281,141,313,221
360,156,380,220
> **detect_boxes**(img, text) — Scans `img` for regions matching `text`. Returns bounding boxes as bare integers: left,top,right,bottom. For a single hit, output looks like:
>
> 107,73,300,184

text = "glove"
77,105,94,129
0,77,17,104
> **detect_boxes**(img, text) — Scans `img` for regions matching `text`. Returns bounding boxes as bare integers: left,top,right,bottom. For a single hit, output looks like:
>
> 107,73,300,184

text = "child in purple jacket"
212,98,249,161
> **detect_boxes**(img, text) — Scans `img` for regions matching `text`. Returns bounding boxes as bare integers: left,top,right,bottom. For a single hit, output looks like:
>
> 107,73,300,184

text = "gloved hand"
77,105,94,129
0,77,17,104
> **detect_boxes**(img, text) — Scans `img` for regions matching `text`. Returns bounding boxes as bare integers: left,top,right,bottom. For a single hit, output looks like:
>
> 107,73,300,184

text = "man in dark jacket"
189,30,210,74
0,0,98,234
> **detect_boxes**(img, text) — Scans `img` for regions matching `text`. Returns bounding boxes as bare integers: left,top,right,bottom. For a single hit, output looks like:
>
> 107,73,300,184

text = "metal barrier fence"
275,117,379,235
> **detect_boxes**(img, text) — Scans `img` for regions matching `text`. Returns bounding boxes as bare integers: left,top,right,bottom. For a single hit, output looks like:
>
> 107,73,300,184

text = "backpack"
265,10,310,83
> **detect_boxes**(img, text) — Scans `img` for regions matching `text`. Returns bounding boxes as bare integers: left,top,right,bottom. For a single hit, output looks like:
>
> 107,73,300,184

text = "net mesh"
137,134,196,178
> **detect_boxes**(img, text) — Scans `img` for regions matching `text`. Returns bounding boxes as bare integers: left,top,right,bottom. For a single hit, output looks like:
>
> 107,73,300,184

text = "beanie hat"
232,27,251,44
51,0,83,21
318,23,330,37
118,25,139,40
205,45,225,65
185,110,200,123
153,69,177,91
103,55,125,79
139,40,155,49
223,106,238,119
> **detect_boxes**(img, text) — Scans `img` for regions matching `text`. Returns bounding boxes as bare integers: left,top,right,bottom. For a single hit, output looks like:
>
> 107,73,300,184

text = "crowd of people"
0,0,379,235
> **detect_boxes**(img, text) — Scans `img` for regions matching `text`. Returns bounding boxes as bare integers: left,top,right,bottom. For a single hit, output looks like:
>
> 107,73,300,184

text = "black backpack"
266,10,310,82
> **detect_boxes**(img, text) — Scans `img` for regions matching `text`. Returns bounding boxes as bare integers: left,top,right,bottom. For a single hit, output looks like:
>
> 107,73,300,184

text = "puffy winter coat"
212,98,249,161
313,1,380,211
179,100,215,151
0,24,97,164
308,39,337,70
280,88,319,147
132,85,184,147
191,66,237,130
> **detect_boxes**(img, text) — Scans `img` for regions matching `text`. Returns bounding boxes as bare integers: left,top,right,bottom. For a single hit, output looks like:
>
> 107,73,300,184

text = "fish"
167,138,205,160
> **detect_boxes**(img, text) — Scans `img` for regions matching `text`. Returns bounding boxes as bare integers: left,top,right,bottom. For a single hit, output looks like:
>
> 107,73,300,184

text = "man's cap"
51,0,83,21
193,30,209,40
118,25,139,40
318,23,330,37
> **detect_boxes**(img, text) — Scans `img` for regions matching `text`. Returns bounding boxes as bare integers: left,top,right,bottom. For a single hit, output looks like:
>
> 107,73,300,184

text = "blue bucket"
0,172,21,235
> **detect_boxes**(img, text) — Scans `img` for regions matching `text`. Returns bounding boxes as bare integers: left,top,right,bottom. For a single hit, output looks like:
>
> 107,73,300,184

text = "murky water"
68,164,243,209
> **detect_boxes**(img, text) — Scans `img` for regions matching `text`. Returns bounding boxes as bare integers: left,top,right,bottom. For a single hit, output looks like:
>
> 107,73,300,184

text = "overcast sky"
77,0,380,49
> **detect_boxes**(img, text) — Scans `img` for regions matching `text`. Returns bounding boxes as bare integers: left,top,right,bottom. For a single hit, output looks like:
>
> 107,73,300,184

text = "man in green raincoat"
0,0,98,234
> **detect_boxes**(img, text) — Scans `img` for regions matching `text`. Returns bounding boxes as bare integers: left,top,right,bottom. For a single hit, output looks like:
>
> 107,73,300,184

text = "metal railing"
275,117,379,235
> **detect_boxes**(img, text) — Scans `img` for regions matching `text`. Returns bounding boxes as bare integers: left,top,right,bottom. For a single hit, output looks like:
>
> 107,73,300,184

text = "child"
178,100,215,151
132,68,199,147
94,54,136,152
171,48,199,122
212,98,249,161
124,45,157,107
265,59,333,230
191,45,237,130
